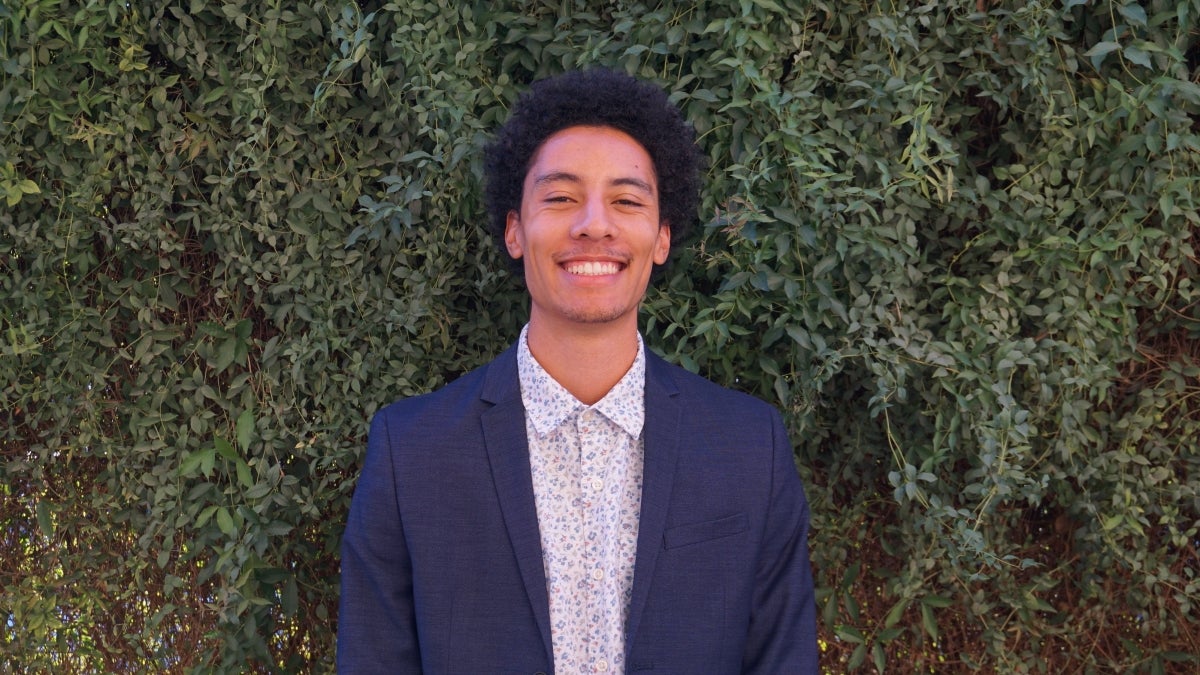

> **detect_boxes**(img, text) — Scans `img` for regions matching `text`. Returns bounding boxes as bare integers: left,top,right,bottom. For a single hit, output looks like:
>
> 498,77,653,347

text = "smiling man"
338,68,818,674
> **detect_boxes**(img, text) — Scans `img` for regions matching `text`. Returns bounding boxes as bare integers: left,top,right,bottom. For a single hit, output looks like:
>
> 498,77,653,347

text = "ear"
504,211,524,259
653,221,671,265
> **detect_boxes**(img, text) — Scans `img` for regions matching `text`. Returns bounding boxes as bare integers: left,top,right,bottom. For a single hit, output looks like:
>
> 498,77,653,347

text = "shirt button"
596,659,610,672
590,477,604,491
591,568,604,581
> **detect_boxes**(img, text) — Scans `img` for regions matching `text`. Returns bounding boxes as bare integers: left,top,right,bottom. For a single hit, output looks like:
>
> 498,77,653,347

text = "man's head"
484,68,704,275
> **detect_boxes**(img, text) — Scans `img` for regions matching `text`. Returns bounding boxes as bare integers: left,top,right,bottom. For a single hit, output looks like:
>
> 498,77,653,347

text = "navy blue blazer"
338,345,818,673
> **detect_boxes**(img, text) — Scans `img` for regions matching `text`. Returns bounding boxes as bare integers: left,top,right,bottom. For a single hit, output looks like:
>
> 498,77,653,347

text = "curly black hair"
483,68,705,274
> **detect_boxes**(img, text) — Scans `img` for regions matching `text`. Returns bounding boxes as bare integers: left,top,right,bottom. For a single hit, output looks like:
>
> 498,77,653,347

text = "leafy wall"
2,0,1197,672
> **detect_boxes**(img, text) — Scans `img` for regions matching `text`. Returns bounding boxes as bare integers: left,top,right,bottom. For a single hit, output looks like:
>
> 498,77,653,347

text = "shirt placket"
577,408,616,674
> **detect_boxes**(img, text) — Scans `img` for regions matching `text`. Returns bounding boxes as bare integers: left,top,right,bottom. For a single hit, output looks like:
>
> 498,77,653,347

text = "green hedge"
3,0,1197,671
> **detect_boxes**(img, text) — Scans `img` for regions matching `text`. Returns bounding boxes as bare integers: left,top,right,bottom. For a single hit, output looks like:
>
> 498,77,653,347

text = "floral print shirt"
517,325,646,675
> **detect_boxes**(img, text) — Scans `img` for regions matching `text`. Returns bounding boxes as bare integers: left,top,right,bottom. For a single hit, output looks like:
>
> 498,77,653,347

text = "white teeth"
565,261,620,276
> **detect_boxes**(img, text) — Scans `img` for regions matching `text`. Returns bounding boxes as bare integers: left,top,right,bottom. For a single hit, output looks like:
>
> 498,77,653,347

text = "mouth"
562,260,624,276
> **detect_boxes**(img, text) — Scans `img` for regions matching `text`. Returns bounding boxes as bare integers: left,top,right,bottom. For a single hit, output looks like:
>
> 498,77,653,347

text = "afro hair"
483,68,705,274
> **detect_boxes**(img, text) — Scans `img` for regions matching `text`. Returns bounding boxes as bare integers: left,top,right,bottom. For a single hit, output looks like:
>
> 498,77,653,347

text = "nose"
569,197,615,240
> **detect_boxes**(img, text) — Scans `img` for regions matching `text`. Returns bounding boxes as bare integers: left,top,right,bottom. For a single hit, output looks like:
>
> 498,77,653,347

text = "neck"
525,315,640,406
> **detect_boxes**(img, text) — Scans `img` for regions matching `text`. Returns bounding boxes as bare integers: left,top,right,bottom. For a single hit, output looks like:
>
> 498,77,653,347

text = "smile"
563,261,622,276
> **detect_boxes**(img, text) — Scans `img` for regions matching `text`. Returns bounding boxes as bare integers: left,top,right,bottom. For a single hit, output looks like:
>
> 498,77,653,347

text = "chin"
561,305,635,325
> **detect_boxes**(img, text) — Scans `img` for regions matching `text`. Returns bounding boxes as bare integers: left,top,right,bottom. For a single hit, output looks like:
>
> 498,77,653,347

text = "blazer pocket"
663,513,748,549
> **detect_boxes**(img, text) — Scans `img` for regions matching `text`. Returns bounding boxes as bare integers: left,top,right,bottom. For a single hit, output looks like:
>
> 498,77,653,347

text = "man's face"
505,125,670,332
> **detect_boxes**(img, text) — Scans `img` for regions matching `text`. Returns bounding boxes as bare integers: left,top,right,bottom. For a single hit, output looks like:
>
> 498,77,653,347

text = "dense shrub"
2,0,1197,672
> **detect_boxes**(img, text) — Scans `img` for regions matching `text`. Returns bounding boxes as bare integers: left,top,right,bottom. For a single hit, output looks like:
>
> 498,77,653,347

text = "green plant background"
2,0,1197,672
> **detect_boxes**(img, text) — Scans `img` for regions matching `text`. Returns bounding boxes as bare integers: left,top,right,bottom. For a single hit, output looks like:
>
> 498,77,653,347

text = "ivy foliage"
2,0,1197,671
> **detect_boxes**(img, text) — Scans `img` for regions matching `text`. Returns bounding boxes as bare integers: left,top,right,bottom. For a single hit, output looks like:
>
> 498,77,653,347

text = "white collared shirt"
516,325,646,674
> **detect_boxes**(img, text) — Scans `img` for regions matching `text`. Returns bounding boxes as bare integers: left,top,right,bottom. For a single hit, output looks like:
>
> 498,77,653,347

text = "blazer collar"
625,350,682,650
479,345,554,661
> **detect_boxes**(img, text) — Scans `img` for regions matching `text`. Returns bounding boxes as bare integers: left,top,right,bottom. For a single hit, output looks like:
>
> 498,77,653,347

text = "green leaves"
0,161,40,206
198,319,252,374
1080,1,1185,72
34,502,54,539
235,409,255,453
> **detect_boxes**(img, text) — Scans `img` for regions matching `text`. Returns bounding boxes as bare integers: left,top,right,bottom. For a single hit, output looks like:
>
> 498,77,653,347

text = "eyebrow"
531,171,654,195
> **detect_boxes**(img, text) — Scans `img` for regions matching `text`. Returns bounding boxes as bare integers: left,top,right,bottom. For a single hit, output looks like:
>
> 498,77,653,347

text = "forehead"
524,125,656,185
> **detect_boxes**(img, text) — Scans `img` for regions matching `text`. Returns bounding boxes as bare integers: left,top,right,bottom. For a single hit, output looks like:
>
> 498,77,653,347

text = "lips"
562,260,623,276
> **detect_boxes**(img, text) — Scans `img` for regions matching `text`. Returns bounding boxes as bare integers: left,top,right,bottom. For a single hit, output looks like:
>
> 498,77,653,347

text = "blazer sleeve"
741,407,820,673
337,409,423,673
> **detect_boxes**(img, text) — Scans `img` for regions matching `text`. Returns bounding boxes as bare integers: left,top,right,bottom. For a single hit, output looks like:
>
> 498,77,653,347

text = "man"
338,68,818,673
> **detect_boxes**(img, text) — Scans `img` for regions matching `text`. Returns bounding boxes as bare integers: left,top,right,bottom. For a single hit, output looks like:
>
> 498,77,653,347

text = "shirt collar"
516,324,646,438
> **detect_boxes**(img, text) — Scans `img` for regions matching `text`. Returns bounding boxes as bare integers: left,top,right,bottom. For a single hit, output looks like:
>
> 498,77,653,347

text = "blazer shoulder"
647,350,778,417
373,345,518,427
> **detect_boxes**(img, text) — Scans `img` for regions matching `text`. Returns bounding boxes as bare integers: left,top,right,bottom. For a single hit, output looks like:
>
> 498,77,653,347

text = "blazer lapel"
479,346,554,662
625,352,683,649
